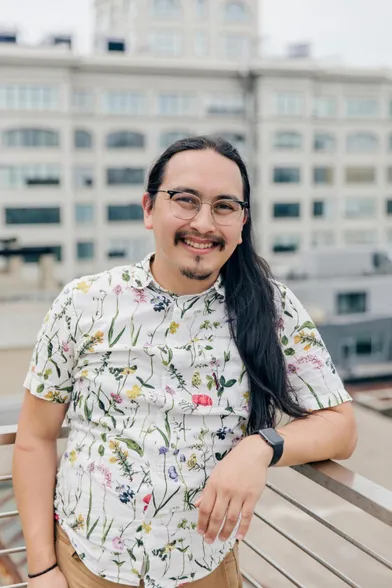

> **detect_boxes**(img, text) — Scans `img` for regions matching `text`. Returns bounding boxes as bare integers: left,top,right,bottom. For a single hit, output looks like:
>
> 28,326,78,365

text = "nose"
189,202,216,233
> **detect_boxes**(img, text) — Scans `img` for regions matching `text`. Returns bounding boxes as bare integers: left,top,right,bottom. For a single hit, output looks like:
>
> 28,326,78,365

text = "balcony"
0,426,391,587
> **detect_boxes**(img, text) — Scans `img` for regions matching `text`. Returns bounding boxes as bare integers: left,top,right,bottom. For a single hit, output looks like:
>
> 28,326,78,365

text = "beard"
175,231,225,282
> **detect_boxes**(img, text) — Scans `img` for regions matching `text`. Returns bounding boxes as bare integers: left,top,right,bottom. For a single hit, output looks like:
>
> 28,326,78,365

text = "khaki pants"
55,523,243,588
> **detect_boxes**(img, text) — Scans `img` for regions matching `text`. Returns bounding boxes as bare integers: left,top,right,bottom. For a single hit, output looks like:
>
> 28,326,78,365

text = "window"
149,31,182,56
313,167,334,185
107,204,144,221
272,92,305,117
75,204,94,224
77,241,95,260
106,131,145,148
386,199,392,214
344,197,376,219
273,131,302,150
214,132,246,154
273,203,300,218
222,1,249,20
107,237,151,260
311,231,335,247
346,98,379,118
160,130,191,149
103,92,145,116
5,207,60,225
195,0,207,18
153,0,180,18
273,167,301,184
337,292,367,315
74,130,93,149
22,245,62,263
272,235,300,253
158,94,196,116
344,230,378,245
0,164,60,188
107,168,144,185
313,201,324,217
314,133,335,152
3,128,59,148
207,93,245,115
346,132,378,153
74,166,94,188
72,90,93,113
354,336,383,356
314,97,336,118
0,85,59,111
194,31,209,57
221,34,250,60
346,167,375,184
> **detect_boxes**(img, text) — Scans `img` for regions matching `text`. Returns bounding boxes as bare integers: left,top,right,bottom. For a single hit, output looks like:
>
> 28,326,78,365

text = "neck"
150,255,219,296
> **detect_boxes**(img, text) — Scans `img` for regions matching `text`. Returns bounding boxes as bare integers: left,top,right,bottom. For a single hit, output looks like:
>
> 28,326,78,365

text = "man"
14,136,357,588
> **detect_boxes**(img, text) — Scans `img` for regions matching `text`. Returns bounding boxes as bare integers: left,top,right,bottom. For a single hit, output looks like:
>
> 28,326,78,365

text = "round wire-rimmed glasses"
156,189,249,226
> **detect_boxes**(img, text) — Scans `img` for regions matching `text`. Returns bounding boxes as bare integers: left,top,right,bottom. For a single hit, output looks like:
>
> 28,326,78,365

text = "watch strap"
257,428,284,467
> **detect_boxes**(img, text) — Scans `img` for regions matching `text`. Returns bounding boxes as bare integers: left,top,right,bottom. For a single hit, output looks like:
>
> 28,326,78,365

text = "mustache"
174,231,226,250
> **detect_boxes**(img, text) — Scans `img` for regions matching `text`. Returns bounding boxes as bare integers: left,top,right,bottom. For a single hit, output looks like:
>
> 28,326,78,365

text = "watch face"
260,428,284,445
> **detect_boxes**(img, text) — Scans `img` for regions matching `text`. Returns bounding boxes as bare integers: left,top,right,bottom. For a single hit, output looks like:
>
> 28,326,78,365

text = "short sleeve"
24,281,78,404
275,282,352,412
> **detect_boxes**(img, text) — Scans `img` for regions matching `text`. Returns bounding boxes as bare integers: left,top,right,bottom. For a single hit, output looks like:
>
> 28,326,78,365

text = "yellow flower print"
75,514,85,530
122,367,136,375
69,450,78,464
191,371,202,388
168,321,179,334
109,440,119,451
142,522,152,534
126,385,141,400
304,344,312,352
243,391,250,402
240,422,247,435
187,453,198,469
164,543,175,554
76,280,91,294
81,369,88,378
294,334,303,345
94,331,104,344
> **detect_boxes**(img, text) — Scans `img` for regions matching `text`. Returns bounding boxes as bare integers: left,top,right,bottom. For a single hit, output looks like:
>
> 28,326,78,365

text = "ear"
142,193,153,230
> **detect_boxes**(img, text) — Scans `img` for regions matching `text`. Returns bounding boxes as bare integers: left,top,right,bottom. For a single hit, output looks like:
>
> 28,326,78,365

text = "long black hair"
146,135,309,432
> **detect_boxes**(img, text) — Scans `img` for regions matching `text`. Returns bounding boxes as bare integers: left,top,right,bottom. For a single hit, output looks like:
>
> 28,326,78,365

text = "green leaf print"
297,321,316,331
281,335,289,346
49,358,61,378
136,376,154,390
84,399,93,421
36,383,44,394
86,517,100,540
224,379,236,387
115,437,144,457
284,310,294,318
109,326,126,348
132,324,142,346
98,445,105,457
102,517,114,544
284,348,296,356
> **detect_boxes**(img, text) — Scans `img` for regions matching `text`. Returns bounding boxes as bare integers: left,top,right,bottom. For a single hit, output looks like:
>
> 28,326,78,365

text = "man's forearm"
248,403,357,468
13,440,58,574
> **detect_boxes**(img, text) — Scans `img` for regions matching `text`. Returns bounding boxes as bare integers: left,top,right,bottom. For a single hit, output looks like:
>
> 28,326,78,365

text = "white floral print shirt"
24,253,351,587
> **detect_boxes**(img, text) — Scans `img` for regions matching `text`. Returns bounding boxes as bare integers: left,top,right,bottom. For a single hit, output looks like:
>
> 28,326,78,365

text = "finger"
197,489,216,536
218,499,243,542
236,500,254,541
204,494,230,544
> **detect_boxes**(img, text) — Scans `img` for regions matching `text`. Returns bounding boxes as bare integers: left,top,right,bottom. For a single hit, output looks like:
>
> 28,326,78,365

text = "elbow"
335,420,358,461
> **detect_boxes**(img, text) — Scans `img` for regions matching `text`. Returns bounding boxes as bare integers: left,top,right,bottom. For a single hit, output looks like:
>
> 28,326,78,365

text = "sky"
1,0,392,68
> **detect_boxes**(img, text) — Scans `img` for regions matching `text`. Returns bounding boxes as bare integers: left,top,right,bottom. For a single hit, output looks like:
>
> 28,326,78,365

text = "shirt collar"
130,252,225,300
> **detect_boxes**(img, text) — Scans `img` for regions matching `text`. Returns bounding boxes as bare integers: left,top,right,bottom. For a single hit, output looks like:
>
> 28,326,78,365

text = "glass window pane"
314,97,336,118
207,93,245,115
346,98,379,118
272,234,300,253
106,131,145,148
314,133,335,152
75,204,94,224
5,207,61,224
337,292,367,315
3,128,59,148
344,197,376,219
0,85,59,111
346,167,375,184
103,92,145,116
74,166,94,188
273,203,300,218
149,31,182,56
273,93,305,117
223,1,249,21
106,168,144,185
0,165,60,188
72,90,93,113
74,130,93,149
77,241,95,260
160,130,191,149
153,0,181,18
346,133,378,153
107,204,144,221
274,132,302,150
313,167,334,185
273,167,301,184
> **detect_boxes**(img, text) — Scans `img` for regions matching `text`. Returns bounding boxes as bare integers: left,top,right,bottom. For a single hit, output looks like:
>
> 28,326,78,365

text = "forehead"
162,149,244,198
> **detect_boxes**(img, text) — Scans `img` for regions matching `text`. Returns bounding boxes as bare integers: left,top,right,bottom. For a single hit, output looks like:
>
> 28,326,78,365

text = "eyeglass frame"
155,189,249,224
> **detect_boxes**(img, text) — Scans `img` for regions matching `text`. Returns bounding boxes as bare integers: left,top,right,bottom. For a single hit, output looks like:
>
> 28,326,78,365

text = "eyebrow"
171,186,243,202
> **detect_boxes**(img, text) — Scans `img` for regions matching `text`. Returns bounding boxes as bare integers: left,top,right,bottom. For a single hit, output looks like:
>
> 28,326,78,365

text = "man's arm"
13,390,68,577
196,402,357,544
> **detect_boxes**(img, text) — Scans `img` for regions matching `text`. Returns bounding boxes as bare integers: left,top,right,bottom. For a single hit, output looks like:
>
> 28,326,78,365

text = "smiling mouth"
182,239,215,250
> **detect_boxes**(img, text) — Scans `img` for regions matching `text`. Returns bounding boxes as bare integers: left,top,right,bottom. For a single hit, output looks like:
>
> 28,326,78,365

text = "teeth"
184,239,214,250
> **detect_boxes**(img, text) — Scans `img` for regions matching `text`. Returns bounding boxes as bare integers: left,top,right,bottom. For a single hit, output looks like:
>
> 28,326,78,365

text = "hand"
28,566,68,588
195,435,272,544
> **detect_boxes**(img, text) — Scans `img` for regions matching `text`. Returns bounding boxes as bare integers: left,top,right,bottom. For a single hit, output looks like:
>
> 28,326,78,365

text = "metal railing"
1,427,392,588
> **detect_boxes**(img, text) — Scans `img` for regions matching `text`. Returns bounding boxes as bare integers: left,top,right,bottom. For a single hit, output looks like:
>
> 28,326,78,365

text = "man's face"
142,149,246,292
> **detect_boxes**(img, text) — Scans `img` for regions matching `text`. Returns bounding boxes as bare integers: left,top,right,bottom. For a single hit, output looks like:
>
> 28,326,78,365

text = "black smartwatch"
257,428,284,467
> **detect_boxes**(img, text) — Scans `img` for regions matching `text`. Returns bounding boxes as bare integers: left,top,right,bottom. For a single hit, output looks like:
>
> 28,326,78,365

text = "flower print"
151,295,170,312
126,385,141,400
62,341,70,353
142,522,152,534
80,330,105,355
87,462,95,473
216,427,228,440
110,392,123,404
97,464,112,488
76,280,91,294
168,321,179,334
287,364,297,375
112,536,125,551
192,394,213,407
113,285,123,296
173,449,179,456
81,369,89,378
69,450,78,464
168,466,178,482
143,494,152,512
122,367,137,375
159,446,169,455
179,454,186,463
132,288,147,304
165,385,176,396
187,453,198,470
277,317,285,331
116,484,135,504
210,358,221,368
191,372,202,388
73,514,85,531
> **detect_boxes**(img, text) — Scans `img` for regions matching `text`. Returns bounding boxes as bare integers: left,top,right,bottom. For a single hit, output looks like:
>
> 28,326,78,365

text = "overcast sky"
1,0,391,67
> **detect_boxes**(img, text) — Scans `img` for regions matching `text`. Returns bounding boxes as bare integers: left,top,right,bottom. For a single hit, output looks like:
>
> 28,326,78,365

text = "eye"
214,200,238,212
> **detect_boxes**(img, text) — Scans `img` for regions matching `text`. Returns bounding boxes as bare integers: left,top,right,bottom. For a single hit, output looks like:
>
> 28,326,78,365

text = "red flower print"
143,493,152,512
192,394,213,407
